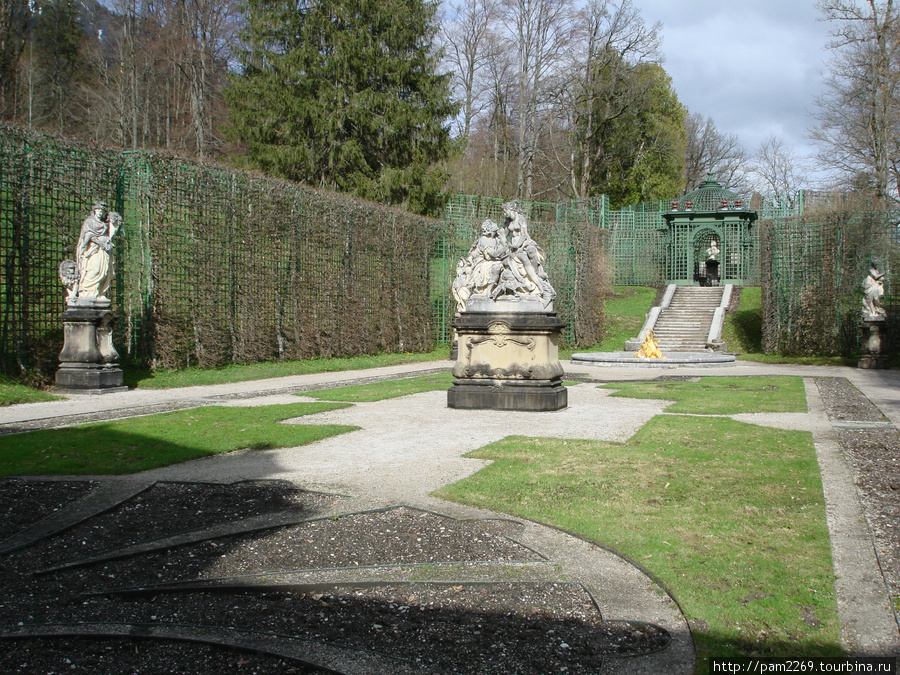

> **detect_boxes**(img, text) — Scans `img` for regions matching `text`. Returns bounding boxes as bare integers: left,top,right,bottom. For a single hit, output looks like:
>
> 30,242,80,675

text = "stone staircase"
651,286,725,352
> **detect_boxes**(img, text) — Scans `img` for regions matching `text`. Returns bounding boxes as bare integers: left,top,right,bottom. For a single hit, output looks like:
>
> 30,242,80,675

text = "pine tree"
226,0,458,214
31,0,87,134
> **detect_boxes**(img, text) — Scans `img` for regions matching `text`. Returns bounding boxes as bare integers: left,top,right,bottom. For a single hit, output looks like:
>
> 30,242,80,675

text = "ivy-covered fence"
0,125,606,378
760,209,900,356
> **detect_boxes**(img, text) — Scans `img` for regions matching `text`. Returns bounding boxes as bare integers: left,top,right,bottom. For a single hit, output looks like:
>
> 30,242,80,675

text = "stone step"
654,325,708,330
653,330,709,336
626,284,729,353
666,305,720,310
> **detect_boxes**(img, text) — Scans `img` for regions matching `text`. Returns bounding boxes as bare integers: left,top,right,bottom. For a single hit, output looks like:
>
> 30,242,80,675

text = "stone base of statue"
55,298,127,393
858,316,889,370
448,297,566,411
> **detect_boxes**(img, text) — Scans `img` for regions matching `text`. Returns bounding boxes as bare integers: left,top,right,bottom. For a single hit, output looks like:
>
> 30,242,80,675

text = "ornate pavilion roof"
674,173,746,212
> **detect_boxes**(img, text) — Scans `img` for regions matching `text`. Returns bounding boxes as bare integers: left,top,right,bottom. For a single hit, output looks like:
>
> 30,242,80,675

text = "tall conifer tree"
226,0,457,214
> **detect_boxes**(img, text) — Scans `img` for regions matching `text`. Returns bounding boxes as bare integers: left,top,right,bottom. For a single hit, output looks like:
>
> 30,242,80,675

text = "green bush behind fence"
760,210,900,357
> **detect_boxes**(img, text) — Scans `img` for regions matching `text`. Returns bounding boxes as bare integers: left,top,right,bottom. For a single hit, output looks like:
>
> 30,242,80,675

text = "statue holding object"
55,201,127,393
61,201,122,303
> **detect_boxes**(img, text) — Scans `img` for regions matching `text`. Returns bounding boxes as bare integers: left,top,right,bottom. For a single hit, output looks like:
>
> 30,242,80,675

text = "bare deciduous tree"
500,0,576,200
683,112,748,192
748,136,809,210
171,0,239,160
440,0,501,140
0,0,29,120
564,0,663,199
812,0,900,205
78,0,237,158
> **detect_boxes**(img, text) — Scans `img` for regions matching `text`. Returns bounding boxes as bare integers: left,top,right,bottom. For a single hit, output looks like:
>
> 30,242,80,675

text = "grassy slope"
562,286,657,357
0,377,63,406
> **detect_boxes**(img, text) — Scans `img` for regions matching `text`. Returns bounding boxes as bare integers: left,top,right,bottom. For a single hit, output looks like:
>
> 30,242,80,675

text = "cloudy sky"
635,0,833,170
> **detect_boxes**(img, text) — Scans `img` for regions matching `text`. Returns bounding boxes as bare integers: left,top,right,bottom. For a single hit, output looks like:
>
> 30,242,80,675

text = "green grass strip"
436,416,840,663
306,372,454,402
124,348,450,390
0,378,63,406
0,402,356,475
601,376,808,414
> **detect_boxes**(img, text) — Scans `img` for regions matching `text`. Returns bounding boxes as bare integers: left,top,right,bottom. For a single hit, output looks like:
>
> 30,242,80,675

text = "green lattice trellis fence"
761,211,900,357
0,124,444,376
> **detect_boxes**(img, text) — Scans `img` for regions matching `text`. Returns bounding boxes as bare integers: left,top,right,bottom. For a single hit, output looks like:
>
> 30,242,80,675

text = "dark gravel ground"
815,377,900,603
0,479,669,674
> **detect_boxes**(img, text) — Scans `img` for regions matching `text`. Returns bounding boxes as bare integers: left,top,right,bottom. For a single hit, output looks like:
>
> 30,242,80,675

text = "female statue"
76,201,121,299
502,201,555,304
862,260,886,318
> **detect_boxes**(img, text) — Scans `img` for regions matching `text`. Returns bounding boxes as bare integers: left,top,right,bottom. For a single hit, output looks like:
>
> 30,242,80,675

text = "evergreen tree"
226,0,458,214
31,0,87,134
573,60,685,208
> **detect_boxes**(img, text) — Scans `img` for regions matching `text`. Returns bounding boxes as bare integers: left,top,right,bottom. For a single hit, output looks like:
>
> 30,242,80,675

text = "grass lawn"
306,372,454,402
0,377,63,406
601,375,808,414
123,348,451,390
0,402,355,475
435,376,841,668
723,287,763,355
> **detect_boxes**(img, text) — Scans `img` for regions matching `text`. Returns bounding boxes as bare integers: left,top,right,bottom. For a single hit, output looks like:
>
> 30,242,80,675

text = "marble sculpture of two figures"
452,201,556,313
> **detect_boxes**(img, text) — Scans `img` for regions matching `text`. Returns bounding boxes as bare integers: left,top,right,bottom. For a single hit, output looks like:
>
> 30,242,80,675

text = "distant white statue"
72,201,121,301
862,260,886,318
706,238,720,261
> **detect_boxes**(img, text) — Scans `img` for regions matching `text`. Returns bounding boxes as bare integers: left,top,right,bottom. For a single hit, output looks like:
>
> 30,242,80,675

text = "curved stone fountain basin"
571,351,736,368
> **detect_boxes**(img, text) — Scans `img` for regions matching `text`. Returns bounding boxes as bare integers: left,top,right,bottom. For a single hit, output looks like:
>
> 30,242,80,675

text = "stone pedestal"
448,307,566,411
55,299,127,393
858,316,889,369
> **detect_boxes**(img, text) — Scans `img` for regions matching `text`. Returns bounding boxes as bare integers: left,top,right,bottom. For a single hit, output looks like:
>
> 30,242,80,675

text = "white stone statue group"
452,201,556,312
60,201,121,303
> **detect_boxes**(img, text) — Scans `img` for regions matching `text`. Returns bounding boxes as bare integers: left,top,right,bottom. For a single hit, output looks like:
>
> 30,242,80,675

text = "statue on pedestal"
448,202,565,411
55,201,127,393
859,259,889,369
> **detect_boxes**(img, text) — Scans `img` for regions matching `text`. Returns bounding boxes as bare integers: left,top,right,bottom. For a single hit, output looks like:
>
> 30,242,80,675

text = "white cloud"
636,0,831,161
